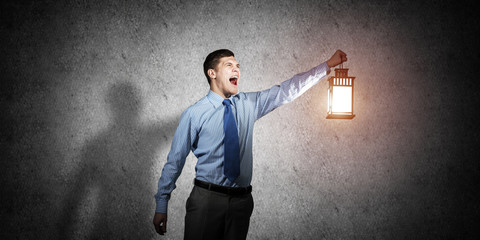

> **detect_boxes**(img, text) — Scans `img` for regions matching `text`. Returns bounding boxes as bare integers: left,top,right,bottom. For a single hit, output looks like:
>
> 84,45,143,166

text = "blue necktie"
223,99,240,182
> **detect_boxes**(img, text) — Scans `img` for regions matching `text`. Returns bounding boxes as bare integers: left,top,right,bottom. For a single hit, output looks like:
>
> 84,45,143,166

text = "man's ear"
208,69,216,80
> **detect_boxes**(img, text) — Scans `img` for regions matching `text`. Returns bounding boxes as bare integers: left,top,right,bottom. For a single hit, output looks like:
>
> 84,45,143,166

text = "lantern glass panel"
332,86,352,113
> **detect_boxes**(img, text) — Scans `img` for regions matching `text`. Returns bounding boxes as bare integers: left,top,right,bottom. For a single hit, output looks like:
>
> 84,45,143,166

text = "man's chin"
228,86,239,95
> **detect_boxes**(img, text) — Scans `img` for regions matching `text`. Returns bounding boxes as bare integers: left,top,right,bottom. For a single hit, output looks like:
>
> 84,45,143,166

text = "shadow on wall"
58,82,176,239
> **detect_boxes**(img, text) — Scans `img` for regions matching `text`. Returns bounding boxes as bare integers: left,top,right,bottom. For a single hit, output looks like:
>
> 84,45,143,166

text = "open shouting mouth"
229,76,238,86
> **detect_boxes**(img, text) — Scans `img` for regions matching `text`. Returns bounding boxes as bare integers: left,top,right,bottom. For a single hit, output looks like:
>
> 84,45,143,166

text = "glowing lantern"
327,64,355,119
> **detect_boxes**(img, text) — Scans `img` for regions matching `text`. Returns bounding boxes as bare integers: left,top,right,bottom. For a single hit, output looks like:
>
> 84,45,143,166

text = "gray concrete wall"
2,0,479,239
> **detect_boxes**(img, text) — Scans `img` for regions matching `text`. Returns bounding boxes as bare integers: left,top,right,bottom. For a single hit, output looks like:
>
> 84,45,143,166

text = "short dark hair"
203,49,235,84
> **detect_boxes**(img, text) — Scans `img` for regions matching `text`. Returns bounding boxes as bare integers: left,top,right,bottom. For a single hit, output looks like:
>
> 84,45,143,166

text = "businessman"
153,49,347,239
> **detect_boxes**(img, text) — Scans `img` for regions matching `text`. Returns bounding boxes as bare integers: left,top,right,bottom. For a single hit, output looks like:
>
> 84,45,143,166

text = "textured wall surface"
1,0,479,239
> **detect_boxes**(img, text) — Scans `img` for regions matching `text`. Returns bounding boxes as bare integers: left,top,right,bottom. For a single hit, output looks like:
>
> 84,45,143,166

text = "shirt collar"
207,90,226,109
207,90,238,109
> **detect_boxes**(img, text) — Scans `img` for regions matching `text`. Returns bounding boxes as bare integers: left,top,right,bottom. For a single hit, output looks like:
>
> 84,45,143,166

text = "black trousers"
184,186,254,240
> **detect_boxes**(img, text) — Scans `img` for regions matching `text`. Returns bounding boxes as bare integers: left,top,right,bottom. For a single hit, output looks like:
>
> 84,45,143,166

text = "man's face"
209,56,240,99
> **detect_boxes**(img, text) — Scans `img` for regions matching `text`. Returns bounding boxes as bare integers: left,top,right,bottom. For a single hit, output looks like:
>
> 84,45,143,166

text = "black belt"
194,179,252,195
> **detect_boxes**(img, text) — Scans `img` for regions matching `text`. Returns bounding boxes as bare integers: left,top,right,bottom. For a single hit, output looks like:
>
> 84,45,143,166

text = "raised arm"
254,50,347,119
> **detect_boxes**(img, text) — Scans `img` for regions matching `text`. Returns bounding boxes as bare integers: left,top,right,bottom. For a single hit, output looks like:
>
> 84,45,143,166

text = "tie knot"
223,99,231,106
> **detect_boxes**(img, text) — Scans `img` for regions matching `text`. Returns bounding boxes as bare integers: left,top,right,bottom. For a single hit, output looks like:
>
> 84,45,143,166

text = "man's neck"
210,87,230,99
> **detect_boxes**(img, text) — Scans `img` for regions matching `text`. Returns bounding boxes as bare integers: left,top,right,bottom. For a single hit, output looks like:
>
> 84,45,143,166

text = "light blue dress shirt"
155,62,330,213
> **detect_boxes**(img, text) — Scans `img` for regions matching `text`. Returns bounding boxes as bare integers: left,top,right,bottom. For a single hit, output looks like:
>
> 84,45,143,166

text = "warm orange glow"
326,67,355,119
332,86,352,113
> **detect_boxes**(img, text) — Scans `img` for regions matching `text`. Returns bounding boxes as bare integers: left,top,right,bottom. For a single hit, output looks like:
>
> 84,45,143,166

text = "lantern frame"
327,66,355,119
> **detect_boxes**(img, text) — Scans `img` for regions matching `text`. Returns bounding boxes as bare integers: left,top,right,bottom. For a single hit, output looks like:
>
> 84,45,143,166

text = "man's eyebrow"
224,61,240,68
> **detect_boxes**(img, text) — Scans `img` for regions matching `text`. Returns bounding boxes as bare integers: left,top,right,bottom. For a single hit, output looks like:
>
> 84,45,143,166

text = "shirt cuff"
155,199,168,214
317,61,331,76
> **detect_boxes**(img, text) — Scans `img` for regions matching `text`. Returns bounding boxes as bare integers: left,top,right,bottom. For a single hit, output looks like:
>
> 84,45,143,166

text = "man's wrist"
327,59,333,68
